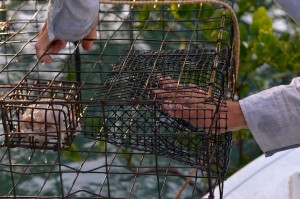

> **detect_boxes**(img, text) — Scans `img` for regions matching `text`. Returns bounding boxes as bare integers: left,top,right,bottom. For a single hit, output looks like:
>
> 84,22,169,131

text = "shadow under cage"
0,0,239,198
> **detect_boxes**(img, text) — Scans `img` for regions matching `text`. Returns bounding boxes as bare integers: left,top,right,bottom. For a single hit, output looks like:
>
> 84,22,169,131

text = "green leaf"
258,31,272,44
272,54,288,68
97,140,106,152
279,32,291,41
176,4,195,19
279,41,292,55
66,63,76,81
258,17,273,35
239,23,248,42
250,7,273,36
253,42,265,56
253,7,268,21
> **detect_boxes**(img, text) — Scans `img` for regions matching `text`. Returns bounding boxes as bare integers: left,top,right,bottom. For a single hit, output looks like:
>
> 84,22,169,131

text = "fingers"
35,27,53,63
48,40,67,54
154,77,208,106
36,20,53,63
154,88,207,102
36,22,67,63
156,77,206,94
36,38,66,63
155,77,227,133
38,20,48,39
152,89,202,107
82,21,97,51
36,19,97,63
161,100,212,129
156,77,187,92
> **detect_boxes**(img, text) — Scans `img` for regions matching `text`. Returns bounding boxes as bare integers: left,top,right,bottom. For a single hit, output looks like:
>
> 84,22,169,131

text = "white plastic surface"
203,148,300,199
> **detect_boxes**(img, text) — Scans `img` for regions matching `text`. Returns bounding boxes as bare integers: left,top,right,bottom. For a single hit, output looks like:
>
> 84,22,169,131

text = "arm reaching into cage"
153,77,247,133
35,0,99,63
156,77,300,157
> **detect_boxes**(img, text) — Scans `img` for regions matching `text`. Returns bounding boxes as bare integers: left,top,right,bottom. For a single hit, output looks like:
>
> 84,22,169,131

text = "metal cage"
0,0,238,198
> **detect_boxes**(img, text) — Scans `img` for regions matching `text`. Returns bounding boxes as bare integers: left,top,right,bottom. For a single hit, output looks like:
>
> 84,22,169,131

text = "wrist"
227,101,248,132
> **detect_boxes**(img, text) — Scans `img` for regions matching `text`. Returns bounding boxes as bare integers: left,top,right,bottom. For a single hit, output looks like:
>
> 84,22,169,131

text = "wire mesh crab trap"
0,0,239,198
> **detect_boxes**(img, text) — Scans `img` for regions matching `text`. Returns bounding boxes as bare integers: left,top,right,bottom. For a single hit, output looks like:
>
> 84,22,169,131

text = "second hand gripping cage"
0,0,239,198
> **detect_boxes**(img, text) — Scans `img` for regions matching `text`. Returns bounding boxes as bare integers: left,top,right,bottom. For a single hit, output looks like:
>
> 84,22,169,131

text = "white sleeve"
275,0,300,25
47,0,99,42
239,77,300,156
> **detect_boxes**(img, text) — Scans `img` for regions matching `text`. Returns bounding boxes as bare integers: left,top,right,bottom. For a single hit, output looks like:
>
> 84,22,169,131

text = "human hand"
35,20,97,64
153,77,247,133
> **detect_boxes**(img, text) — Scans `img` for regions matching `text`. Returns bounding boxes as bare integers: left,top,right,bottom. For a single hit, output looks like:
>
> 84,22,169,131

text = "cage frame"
0,0,240,198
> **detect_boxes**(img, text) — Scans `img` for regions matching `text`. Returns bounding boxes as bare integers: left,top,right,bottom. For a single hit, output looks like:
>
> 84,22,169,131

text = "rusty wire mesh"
0,0,237,198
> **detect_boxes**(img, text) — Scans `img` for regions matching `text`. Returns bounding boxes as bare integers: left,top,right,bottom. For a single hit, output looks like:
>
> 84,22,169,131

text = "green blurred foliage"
237,1,300,96
62,144,84,161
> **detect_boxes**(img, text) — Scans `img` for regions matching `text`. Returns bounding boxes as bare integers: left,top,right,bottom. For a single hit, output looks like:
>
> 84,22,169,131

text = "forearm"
239,77,300,156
